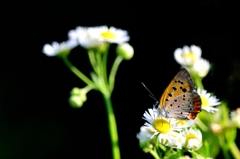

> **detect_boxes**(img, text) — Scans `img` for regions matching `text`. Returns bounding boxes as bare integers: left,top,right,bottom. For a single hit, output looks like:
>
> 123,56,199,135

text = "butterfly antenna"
141,82,158,103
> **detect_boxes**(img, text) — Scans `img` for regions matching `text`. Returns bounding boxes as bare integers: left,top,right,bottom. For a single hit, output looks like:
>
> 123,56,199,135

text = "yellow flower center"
186,134,196,140
176,120,186,125
101,30,116,39
181,52,196,63
153,118,171,134
200,95,209,107
184,133,197,148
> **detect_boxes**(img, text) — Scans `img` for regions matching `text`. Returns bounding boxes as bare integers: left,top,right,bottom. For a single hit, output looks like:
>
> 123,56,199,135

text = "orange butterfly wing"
159,68,196,108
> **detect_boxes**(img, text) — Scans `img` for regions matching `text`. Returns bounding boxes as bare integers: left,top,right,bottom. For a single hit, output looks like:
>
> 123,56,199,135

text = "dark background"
1,1,240,158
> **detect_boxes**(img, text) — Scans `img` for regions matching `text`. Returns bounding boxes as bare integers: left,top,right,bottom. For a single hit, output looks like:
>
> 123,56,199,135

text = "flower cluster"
68,26,129,49
42,26,134,159
137,44,240,159
174,45,220,113
137,109,202,151
174,45,210,78
42,25,134,103
43,26,132,59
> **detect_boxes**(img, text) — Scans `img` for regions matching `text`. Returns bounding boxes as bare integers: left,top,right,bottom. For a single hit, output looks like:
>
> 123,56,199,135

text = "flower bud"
116,43,134,60
193,58,210,78
69,87,87,108
181,128,202,151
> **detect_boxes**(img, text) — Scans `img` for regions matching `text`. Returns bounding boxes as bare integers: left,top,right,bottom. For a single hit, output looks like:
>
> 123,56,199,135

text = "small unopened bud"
210,123,222,134
69,87,87,108
116,43,134,60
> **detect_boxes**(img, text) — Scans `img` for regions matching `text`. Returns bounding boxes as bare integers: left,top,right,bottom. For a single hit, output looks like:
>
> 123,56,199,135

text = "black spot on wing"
182,88,187,92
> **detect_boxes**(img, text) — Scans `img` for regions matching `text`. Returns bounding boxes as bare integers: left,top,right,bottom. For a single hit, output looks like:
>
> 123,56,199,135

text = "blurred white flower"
142,108,183,148
137,126,155,150
137,126,154,142
68,26,103,49
68,26,129,49
181,128,202,151
96,26,129,44
174,45,202,67
193,58,210,77
42,40,78,57
197,89,221,113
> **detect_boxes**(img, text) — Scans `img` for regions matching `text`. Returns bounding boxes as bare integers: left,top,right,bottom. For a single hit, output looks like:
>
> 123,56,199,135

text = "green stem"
109,56,123,93
229,142,240,159
103,94,120,159
82,85,93,93
87,50,98,74
102,43,110,84
96,52,105,86
194,77,204,91
62,57,94,87
191,151,205,159
219,135,231,159
149,149,161,159
196,118,208,132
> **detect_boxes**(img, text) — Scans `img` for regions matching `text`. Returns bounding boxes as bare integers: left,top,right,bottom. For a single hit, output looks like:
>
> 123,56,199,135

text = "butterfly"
142,68,202,120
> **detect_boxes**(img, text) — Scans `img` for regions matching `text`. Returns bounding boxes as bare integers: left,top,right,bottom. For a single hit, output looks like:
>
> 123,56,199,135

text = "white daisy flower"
68,26,129,49
142,108,183,149
193,58,210,78
172,119,196,129
94,26,129,44
174,45,202,67
137,126,154,142
230,108,240,128
197,89,221,113
137,126,155,149
68,26,103,49
42,40,78,57
181,128,202,151
158,130,182,149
